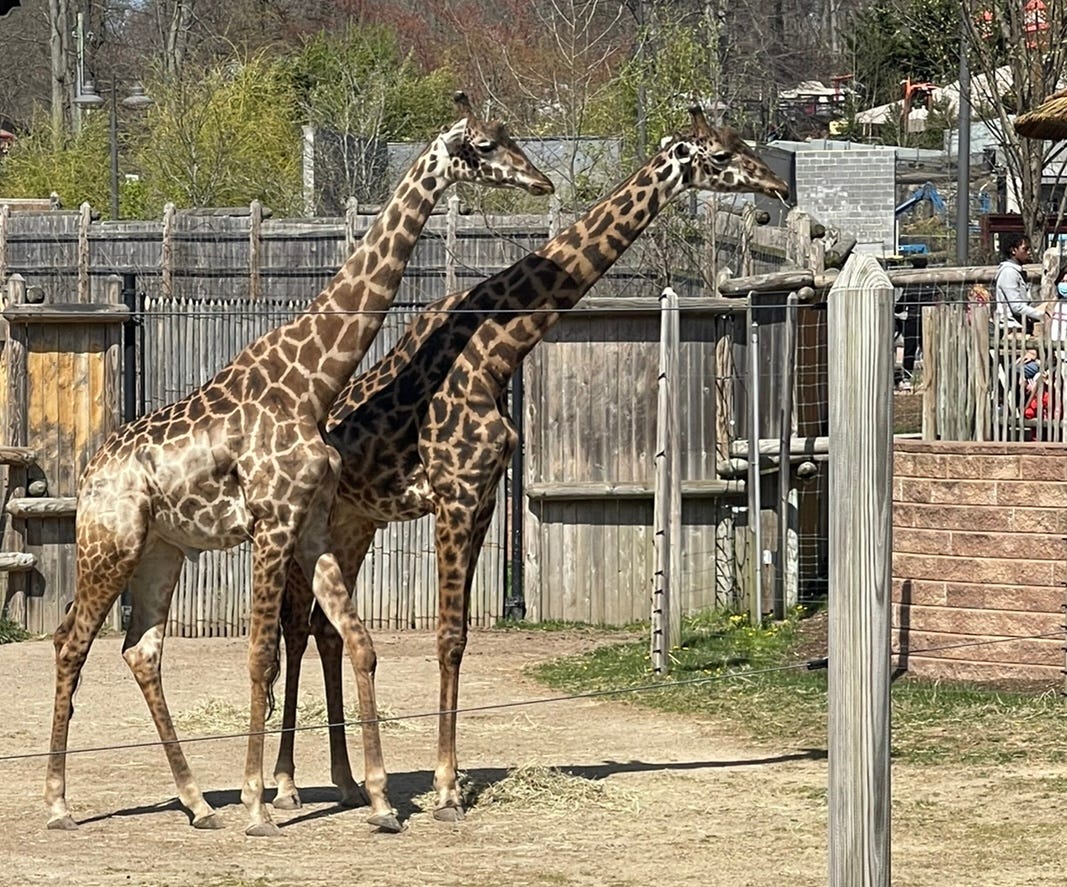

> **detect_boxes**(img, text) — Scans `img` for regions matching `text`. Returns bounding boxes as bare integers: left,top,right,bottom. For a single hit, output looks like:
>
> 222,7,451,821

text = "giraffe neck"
477,152,681,372
333,152,684,418
533,154,678,307
262,141,448,416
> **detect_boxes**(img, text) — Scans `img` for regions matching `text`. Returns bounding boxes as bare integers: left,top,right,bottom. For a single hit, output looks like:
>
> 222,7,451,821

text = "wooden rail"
0,552,36,572
5,497,78,518
0,446,36,465
525,479,745,499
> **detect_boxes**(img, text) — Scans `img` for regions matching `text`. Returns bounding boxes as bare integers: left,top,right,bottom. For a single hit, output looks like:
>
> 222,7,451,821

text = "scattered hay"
412,764,638,817
172,696,418,735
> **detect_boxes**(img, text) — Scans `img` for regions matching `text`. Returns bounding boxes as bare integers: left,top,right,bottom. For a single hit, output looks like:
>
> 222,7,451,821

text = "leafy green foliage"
532,608,1067,766
611,20,721,157
0,110,111,211
132,54,303,216
0,616,31,644
287,24,458,142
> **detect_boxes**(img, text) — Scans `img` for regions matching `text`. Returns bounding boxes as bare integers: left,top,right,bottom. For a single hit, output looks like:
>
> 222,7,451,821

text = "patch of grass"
494,617,645,633
530,608,1067,767
0,616,31,644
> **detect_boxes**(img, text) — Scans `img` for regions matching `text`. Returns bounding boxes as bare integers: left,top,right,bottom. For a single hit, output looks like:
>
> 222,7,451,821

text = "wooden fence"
0,198,822,637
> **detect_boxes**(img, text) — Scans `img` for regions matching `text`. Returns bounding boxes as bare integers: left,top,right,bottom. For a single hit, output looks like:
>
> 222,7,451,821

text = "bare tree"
962,0,1067,245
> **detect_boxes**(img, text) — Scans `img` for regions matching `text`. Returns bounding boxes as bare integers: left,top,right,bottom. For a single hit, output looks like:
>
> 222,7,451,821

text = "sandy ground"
1,628,1065,887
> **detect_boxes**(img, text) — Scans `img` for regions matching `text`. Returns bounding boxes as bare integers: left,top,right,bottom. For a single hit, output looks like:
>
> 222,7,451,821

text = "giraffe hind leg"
44,536,139,829
120,538,221,829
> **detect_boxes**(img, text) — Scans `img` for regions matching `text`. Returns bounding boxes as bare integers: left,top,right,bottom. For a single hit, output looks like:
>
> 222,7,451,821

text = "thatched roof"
1015,90,1067,140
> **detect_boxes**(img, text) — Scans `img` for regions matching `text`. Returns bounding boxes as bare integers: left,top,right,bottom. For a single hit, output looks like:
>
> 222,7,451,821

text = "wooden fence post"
345,197,361,255
161,202,175,300
249,200,262,300
1,273,30,622
0,203,9,284
651,286,681,672
78,202,92,303
827,254,893,887
446,194,460,295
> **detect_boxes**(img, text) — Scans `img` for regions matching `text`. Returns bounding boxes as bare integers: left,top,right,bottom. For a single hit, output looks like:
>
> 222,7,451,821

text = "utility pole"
956,17,971,264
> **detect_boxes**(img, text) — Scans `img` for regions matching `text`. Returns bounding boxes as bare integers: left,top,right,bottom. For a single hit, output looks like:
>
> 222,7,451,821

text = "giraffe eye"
474,138,497,153
711,151,733,166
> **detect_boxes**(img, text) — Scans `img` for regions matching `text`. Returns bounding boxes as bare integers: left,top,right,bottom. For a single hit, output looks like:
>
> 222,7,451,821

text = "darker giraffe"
44,93,553,836
271,107,789,819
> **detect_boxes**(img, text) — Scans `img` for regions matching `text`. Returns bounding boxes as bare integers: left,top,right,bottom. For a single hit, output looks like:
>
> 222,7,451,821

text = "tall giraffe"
43,93,553,837
272,108,789,819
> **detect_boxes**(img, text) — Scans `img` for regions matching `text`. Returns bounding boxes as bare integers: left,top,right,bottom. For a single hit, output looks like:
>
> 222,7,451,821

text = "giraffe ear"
440,117,468,151
670,141,693,164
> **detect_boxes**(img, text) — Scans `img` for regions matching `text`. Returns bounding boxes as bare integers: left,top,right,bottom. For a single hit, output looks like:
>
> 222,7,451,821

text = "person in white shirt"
994,234,1046,332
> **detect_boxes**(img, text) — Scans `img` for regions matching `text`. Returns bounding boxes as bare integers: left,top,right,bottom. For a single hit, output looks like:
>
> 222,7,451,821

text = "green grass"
0,616,31,644
494,617,644,633
530,608,1067,767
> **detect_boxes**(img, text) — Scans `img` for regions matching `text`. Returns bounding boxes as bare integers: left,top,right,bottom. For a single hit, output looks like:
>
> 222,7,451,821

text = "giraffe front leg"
296,534,399,832
241,529,289,837
432,490,497,821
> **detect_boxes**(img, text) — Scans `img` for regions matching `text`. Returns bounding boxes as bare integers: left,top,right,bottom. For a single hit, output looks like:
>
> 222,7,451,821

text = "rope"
1,629,1060,765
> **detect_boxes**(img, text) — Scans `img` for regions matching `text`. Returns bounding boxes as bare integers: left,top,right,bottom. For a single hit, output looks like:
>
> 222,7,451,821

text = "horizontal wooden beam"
0,446,36,466
730,436,830,458
3,303,129,324
570,296,748,316
5,497,77,518
717,453,830,479
525,479,745,500
0,551,36,572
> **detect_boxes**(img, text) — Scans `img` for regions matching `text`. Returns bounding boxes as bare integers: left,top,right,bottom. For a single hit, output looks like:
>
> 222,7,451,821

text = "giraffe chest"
335,441,433,523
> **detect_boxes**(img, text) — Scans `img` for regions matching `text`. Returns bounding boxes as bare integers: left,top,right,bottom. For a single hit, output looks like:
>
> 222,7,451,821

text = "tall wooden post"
827,254,893,887
652,286,681,673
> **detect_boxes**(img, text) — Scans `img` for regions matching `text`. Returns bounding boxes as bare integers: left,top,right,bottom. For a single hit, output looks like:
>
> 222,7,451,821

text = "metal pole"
110,77,120,220
777,293,798,617
748,319,762,624
507,368,526,621
956,19,971,264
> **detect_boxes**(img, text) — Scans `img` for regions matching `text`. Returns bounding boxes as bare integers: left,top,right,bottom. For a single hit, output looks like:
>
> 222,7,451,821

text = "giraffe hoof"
46,814,79,831
245,821,283,838
192,812,224,830
433,805,466,823
272,793,302,811
367,811,403,833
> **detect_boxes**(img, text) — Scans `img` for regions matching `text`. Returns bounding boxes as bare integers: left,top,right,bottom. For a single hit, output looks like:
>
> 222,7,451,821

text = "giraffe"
271,107,790,819
43,93,553,837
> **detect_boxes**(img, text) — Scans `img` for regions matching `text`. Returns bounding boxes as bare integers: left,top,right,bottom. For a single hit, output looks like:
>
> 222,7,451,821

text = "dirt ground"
2,628,1066,887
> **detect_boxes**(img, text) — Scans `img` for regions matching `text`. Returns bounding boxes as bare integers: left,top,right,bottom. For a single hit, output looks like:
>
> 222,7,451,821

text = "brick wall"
893,440,1067,685
793,147,896,256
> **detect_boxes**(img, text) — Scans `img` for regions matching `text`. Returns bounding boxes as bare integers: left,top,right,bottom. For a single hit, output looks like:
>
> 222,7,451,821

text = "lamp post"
73,78,152,220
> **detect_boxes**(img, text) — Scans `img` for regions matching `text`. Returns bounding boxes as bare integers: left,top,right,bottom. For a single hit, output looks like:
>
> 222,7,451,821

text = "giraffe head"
432,92,555,197
657,105,790,200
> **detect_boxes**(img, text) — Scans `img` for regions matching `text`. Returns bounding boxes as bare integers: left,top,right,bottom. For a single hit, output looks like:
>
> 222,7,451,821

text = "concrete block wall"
793,147,896,256
893,440,1067,686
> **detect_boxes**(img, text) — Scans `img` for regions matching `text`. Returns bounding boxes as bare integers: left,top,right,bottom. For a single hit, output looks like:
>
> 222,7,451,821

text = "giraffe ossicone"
271,105,789,820
43,93,553,837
